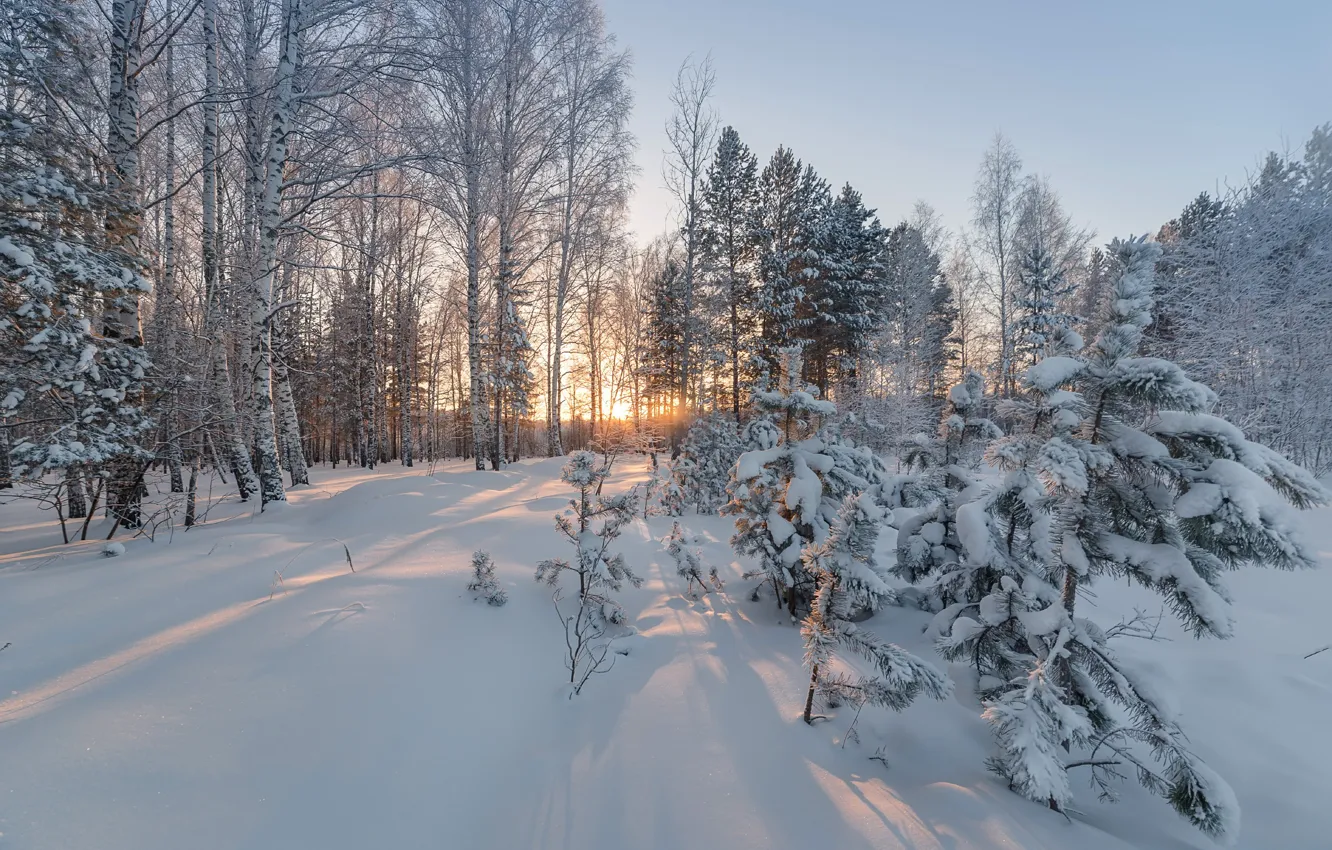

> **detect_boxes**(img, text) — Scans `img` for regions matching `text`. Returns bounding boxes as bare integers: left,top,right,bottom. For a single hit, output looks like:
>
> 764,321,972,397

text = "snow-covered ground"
0,459,1328,849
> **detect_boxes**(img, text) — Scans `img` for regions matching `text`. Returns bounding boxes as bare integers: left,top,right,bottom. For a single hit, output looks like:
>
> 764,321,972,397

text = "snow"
1098,532,1235,638
1024,356,1084,392
1,458,1330,849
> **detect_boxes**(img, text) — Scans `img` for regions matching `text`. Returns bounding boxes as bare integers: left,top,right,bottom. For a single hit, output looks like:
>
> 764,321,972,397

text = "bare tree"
969,133,1023,397
663,55,717,448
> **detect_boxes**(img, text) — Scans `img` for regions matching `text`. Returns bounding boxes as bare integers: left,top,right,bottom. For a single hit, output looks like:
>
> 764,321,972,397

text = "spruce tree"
700,126,760,422
672,411,743,514
947,237,1325,839
1014,243,1079,368
800,494,951,725
724,348,888,616
1,0,152,486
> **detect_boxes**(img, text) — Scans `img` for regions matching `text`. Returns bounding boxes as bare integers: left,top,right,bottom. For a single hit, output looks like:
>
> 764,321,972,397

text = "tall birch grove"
3,0,1330,526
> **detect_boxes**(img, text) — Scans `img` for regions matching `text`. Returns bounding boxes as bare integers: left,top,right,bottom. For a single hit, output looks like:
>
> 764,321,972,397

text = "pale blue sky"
603,0,1332,246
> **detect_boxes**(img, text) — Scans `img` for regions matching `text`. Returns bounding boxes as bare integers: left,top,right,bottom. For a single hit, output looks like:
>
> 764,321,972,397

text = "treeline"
2,0,1330,534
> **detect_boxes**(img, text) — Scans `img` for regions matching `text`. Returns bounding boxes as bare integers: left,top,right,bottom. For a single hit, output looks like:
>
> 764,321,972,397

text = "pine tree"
868,221,956,437
672,411,743,514
981,657,1090,811
799,494,951,725
949,236,1325,839
467,550,508,606
890,370,1002,595
700,126,760,422
662,521,722,597
724,348,888,616
1014,243,1079,367
803,184,885,394
537,451,643,693
753,149,825,380
1,0,151,488
640,256,687,422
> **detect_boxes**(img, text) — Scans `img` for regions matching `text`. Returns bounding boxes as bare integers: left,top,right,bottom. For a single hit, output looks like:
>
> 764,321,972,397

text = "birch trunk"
160,5,184,493
105,0,148,527
201,12,258,508
275,358,309,484
248,0,304,505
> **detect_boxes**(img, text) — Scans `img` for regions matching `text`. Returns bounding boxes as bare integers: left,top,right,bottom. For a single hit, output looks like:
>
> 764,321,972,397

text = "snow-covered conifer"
673,412,743,513
662,521,722,597
725,348,889,616
536,451,642,693
467,550,507,606
1,2,151,485
799,495,950,725
947,236,1325,839
982,657,1089,811
891,370,1002,591
1014,243,1080,368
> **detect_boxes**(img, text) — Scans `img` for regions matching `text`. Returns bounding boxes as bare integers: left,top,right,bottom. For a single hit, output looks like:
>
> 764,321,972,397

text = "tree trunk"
275,360,309,485
104,0,148,528
248,0,304,506
803,664,819,724
65,468,87,519
202,0,258,502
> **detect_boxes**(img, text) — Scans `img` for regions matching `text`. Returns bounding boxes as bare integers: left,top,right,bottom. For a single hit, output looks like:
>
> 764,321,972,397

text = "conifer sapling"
536,451,642,694
663,521,722,597
467,550,507,606
799,494,951,726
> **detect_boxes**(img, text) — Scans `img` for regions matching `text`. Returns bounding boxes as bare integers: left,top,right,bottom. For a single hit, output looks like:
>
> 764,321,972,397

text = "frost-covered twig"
1105,608,1169,642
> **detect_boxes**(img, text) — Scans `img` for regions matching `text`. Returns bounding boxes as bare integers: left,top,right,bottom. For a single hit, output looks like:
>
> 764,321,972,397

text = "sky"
602,0,1332,247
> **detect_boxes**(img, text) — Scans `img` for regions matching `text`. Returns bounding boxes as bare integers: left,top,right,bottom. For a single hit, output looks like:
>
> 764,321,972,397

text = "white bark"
249,0,306,505
105,0,149,527
203,0,258,501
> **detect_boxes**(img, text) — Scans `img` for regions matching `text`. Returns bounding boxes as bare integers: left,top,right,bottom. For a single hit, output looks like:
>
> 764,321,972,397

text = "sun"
608,399,632,420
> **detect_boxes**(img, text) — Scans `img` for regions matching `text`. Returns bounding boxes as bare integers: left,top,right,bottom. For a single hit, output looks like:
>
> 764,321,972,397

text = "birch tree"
662,55,716,447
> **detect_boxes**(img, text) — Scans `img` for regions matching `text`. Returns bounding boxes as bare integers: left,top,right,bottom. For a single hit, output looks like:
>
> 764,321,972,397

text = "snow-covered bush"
662,521,722,597
724,348,890,616
536,451,642,694
889,369,1002,593
981,657,1088,811
672,412,743,514
799,495,951,726
947,237,1326,839
466,550,507,606
102,542,126,559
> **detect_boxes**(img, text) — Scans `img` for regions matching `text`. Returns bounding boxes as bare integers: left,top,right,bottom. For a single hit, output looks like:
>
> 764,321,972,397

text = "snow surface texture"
0,459,1329,849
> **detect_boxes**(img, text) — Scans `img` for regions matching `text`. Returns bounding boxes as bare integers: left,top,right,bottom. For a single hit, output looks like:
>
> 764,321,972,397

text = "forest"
2,0,1331,848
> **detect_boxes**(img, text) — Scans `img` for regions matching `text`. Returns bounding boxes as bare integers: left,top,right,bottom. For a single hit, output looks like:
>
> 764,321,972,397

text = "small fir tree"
724,347,888,616
948,237,1325,839
800,495,951,726
662,521,722,597
536,451,642,694
466,550,507,606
